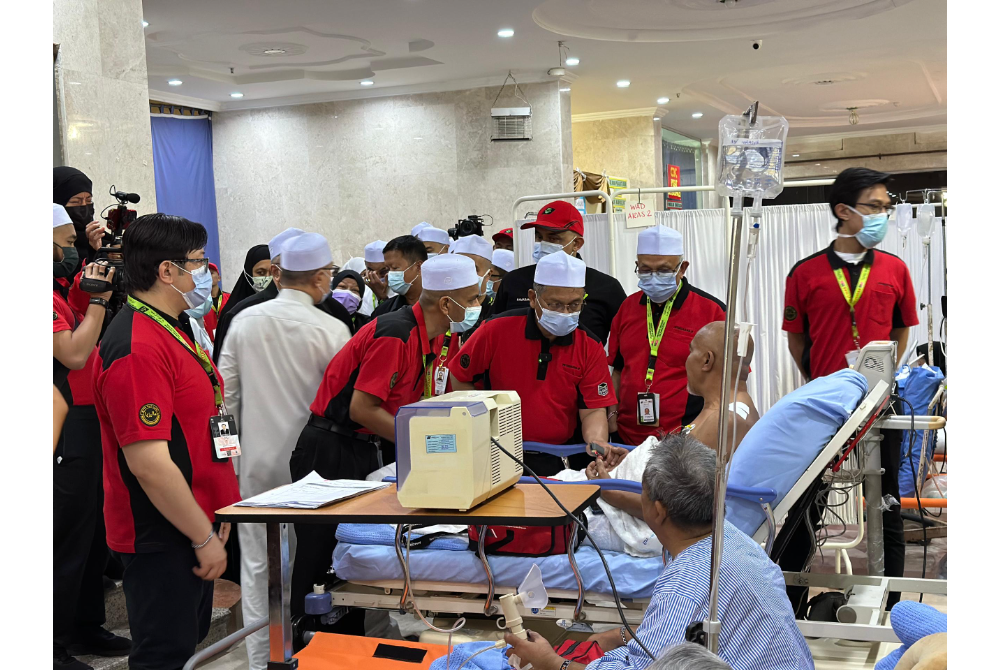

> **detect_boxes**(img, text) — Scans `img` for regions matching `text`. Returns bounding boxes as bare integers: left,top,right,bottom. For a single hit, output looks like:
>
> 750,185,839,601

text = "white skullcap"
281,232,333,271
422,254,478,291
534,252,586,288
637,225,683,256
411,222,432,236
53,203,72,229
450,235,492,261
492,249,515,273
364,240,387,263
269,227,305,260
418,227,451,246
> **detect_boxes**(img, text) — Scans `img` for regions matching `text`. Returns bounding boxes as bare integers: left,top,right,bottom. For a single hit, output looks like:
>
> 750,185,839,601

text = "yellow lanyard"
423,330,452,398
127,296,223,410
833,265,871,347
644,282,682,388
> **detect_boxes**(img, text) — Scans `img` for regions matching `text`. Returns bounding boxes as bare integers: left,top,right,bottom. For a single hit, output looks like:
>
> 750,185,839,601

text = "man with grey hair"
650,643,732,670
505,434,813,670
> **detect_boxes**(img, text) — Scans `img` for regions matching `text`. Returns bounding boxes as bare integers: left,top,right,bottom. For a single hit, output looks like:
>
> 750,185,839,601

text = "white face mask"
532,239,574,262
244,270,273,293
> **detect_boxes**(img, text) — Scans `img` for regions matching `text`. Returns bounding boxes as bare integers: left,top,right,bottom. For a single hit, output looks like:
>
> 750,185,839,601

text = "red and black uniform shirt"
93,300,240,553
53,277,99,407
429,330,464,396
448,308,617,445
310,302,434,434
783,243,918,380
203,291,230,342
607,283,726,445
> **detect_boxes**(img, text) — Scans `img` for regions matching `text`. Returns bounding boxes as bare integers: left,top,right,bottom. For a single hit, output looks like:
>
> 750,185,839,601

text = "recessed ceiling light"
414,137,423,141
142,20,148,28
360,80,374,86
230,92,244,98
616,80,630,88
559,87,571,92
565,57,579,66
792,154,800,157
653,117,660,121
168,79,183,86
69,81,82,85
498,28,515,38
657,97,670,104
815,163,822,166
263,48,287,55
691,112,703,118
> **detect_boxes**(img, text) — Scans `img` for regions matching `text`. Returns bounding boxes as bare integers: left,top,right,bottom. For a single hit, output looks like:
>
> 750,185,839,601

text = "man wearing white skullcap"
411,221,432,237
219,231,350,670
417,226,451,257
291,254,482,629
451,252,621,475
606,225,725,447
361,239,394,308
488,249,515,299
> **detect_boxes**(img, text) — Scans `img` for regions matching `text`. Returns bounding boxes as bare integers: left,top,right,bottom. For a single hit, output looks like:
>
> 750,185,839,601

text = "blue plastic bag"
895,365,945,497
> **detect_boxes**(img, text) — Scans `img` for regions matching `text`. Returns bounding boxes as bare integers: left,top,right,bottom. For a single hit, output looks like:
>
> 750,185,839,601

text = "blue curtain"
150,116,221,267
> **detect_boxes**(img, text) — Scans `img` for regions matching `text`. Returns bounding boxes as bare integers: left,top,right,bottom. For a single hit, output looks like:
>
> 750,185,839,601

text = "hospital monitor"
395,390,523,510
853,340,897,391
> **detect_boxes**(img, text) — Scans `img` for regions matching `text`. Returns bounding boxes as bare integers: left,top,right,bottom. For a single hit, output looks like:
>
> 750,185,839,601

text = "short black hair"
829,167,892,228
122,213,208,292
383,235,428,263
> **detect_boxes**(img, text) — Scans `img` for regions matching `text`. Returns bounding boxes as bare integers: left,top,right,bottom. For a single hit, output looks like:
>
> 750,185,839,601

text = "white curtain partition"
515,204,945,414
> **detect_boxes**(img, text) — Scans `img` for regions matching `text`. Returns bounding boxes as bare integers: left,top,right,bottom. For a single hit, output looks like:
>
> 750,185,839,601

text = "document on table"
234,471,390,509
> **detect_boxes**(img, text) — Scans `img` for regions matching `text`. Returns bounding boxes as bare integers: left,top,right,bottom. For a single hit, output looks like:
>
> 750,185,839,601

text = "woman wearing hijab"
212,244,272,362
330,269,370,333
53,166,102,271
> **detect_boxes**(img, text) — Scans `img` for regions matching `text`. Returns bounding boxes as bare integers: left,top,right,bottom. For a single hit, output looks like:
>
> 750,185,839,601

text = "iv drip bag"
895,203,913,237
916,203,935,239
716,113,789,200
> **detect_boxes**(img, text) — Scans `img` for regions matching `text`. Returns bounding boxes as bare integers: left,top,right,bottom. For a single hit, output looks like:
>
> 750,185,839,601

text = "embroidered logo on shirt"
53,311,58,321
597,382,609,397
460,354,471,369
139,403,161,427
784,306,798,322
389,372,399,389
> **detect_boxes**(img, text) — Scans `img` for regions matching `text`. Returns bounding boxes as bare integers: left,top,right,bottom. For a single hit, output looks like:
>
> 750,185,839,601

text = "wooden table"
215,483,599,669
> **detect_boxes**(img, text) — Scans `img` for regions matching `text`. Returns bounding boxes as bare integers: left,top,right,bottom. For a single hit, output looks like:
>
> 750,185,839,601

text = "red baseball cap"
492,228,513,243
520,200,584,237
208,262,220,274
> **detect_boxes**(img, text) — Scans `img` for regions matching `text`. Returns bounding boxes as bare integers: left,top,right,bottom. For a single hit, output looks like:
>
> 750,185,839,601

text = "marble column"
53,0,157,211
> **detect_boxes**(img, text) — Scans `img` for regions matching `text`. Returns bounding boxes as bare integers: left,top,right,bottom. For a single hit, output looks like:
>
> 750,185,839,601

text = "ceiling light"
142,20,148,28
263,48,287,55
498,28,515,38
414,137,423,140
230,92,244,98
848,107,860,125
691,112,703,118
559,87,571,92
816,163,822,166
616,80,630,88
360,80,374,86
653,117,660,121
69,81,82,85
168,79,183,86
792,154,800,157
657,97,670,104
565,57,579,66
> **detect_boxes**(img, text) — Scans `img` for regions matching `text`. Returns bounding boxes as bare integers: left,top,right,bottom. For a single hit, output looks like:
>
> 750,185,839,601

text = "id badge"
845,349,861,369
209,414,241,461
637,392,659,426
433,366,448,396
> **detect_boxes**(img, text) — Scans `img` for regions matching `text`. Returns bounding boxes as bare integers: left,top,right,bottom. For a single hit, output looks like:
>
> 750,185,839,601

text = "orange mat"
900,497,947,509
294,633,451,670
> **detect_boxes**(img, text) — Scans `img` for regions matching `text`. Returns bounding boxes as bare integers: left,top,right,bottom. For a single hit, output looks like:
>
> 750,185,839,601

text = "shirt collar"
825,242,875,269
411,301,433,357
639,279,690,311
524,308,575,346
277,287,317,306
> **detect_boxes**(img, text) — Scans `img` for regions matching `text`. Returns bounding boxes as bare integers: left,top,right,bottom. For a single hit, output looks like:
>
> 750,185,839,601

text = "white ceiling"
143,0,946,139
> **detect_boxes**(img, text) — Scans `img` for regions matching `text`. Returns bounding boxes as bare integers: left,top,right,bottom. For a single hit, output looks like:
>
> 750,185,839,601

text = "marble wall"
571,116,664,209
212,81,573,285
53,0,157,212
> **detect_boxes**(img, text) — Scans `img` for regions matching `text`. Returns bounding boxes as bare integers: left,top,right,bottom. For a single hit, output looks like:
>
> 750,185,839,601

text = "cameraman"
53,204,131,669
93,214,240,670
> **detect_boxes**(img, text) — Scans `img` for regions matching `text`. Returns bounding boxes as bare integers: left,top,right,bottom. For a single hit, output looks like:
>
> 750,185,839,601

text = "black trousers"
118,547,214,670
288,423,383,633
53,405,107,649
775,428,907,616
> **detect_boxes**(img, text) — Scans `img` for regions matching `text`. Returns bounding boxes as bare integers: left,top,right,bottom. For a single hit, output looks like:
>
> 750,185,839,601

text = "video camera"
78,185,140,303
448,214,488,240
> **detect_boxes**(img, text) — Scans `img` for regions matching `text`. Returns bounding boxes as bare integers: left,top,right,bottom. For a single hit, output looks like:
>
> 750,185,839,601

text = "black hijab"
218,244,271,323
331,269,365,298
54,166,96,268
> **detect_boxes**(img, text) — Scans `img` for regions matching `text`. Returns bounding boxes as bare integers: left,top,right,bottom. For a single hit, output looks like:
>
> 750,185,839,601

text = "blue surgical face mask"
638,272,678,304
536,304,580,337
448,297,482,333
172,263,213,310
185,293,213,319
485,279,497,299
841,206,889,249
532,239,573,262
387,262,416,296
426,252,439,260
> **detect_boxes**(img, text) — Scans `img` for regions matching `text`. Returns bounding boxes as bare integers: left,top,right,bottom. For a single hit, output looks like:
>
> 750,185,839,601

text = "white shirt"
188,316,214,359
219,288,351,496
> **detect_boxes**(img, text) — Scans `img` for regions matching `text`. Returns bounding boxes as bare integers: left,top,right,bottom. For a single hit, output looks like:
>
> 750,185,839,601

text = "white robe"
218,288,351,670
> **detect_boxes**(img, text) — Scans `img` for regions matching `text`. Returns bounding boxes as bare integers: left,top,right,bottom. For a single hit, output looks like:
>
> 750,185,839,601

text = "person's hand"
86,221,106,251
504,631,561,670
585,459,611,481
896,633,946,670
586,627,623,652
218,522,231,546
84,262,115,301
192,534,228,581
363,269,389,301
599,444,629,469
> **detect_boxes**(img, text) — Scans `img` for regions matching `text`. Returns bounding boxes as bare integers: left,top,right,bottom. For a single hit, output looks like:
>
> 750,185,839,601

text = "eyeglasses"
538,295,586,314
171,257,211,270
855,202,894,215
635,268,680,278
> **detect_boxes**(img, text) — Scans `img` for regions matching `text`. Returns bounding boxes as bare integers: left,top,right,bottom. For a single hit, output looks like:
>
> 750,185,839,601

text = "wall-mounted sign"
666,164,682,209
607,176,628,212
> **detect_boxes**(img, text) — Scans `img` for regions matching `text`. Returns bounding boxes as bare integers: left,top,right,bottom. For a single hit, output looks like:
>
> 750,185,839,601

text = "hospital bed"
326,342,947,645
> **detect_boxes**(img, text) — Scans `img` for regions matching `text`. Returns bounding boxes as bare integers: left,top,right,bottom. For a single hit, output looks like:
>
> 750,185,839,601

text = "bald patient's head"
685,321,755,397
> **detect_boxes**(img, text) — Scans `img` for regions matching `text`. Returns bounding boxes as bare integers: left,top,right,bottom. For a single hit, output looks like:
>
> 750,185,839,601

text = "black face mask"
65,203,95,229
53,244,79,279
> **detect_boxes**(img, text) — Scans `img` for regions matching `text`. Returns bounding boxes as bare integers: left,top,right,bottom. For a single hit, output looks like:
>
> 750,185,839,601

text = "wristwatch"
620,626,628,646
89,297,109,308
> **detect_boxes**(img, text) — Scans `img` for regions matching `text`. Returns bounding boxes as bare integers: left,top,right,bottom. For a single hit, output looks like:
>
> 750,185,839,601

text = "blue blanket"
895,365,945,497
335,523,469,551
429,642,511,670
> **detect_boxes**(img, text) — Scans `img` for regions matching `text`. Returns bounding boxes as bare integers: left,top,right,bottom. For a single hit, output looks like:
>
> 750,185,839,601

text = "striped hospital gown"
586,521,814,670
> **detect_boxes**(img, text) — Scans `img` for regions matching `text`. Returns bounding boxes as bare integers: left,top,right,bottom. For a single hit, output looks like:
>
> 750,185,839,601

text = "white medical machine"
395,390,524,510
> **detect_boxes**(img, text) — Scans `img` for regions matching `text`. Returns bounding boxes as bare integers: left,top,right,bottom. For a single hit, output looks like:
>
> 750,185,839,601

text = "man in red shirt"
290,254,483,631
607,226,725,445
450,252,619,475
780,167,918,613
93,214,240,669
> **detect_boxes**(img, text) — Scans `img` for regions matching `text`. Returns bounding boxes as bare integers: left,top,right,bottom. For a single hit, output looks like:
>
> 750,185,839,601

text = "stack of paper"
235,471,389,510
